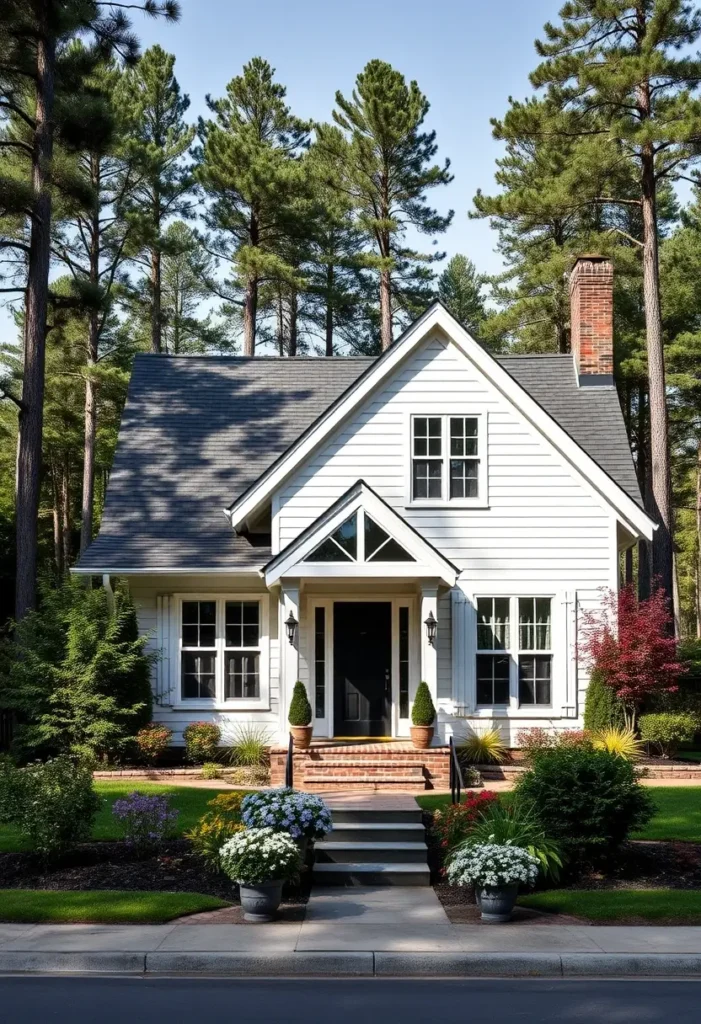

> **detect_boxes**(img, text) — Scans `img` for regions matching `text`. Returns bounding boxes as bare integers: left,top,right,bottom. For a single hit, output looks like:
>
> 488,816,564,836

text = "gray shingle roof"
77,349,641,573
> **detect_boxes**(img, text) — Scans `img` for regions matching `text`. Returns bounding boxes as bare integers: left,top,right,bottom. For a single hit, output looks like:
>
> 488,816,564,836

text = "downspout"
102,574,115,616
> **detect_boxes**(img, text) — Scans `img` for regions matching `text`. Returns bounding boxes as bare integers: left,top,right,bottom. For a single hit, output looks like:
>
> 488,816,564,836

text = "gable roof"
76,306,650,574
264,480,459,587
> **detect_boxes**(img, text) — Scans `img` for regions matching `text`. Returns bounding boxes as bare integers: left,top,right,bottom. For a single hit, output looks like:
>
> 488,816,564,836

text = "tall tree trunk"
696,440,701,638
276,291,284,356
288,291,298,357
15,19,56,621
51,459,63,575
60,462,71,572
243,276,257,356
380,267,392,351
150,246,162,354
325,264,334,357
80,316,98,556
638,76,674,613
637,383,651,601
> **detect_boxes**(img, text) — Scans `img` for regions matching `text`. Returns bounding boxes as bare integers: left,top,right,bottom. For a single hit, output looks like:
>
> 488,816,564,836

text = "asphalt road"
1,977,701,1023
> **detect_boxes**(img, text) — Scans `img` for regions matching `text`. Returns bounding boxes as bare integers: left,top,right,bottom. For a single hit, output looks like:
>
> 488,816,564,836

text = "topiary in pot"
411,681,436,749
288,681,313,749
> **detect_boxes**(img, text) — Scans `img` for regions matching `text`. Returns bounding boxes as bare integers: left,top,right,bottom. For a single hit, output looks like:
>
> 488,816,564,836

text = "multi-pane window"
412,415,482,502
224,601,260,700
476,597,510,705
474,596,553,707
179,598,264,703
181,601,217,699
518,598,552,706
304,509,414,563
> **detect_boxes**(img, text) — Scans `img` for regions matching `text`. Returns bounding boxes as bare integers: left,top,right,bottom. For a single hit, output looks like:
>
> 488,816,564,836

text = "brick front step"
305,776,428,791
270,742,450,791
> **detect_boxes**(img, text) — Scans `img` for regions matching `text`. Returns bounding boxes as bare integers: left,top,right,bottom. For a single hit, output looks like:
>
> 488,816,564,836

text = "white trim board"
227,303,654,542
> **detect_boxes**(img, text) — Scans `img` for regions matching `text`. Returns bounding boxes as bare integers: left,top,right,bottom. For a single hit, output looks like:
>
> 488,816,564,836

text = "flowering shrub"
580,586,685,724
183,721,221,764
0,756,99,862
185,792,245,872
219,827,301,885
517,727,590,764
135,723,172,765
112,791,179,855
447,842,539,890
241,788,333,840
431,791,498,851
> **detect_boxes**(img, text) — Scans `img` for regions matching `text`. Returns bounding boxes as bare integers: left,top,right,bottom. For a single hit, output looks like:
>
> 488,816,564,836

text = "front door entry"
333,602,392,737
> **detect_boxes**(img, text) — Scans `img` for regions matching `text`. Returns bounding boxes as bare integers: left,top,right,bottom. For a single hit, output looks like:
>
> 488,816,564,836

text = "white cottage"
76,257,655,755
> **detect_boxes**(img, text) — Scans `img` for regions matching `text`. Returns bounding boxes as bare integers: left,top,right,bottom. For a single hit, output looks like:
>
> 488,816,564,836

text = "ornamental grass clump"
592,726,644,761
447,842,539,891
112,791,179,856
460,727,507,764
219,827,301,885
241,788,333,840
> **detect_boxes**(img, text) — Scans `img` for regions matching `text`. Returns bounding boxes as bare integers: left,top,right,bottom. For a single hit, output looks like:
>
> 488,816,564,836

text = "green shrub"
183,722,221,764
0,756,100,861
288,681,312,727
453,797,564,881
0,578,155,762
227,723,270,766
411,681,435,727
639,713,698,758
515,745,654,868
200,762,219,780
583,670,625,733
135,723,172,765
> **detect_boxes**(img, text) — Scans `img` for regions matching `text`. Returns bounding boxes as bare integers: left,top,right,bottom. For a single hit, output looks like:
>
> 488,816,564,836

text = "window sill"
170,700,271,713
405,499,490,510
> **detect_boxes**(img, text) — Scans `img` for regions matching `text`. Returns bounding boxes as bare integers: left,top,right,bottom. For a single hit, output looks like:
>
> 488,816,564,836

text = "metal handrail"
284,732,294,789
449,735,462,805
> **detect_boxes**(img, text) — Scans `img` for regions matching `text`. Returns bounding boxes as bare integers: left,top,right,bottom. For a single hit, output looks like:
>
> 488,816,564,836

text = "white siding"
128,575,281,745
274,333,619,729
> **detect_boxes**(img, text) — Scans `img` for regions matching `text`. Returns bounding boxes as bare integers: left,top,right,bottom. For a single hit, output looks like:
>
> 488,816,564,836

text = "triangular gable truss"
228,303,655,542
263,481,458,588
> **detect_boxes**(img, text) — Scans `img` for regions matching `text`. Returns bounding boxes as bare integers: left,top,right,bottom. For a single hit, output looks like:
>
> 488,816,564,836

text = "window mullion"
442,416,448,501
358,508,365,562
510,596,518,709
217,599,223,703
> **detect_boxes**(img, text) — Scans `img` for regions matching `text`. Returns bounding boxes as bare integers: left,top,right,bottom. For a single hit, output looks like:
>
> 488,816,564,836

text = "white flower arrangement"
241,789,333,840
447,842,539,890
219,827,301,885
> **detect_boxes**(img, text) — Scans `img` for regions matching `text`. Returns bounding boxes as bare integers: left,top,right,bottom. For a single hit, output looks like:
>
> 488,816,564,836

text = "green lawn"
519,889,701,924
632,786,701,842
0,782,236,853
416,786,701,842
0,889,229,924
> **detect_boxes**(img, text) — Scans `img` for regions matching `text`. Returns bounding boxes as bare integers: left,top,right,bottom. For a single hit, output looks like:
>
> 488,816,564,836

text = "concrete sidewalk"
2,886,701,977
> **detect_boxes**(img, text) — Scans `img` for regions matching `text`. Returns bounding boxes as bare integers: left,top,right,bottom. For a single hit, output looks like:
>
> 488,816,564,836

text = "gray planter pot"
238,879,284,923
478,884,519,923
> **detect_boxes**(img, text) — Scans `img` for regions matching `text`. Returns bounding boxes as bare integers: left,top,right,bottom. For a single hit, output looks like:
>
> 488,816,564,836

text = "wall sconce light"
285,611,298,646
424,610,437,647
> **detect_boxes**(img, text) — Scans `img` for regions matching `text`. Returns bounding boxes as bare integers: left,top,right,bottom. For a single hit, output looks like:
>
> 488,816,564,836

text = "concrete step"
328,822,426,843
328,807,423,825
315,841,428,864
312,862,431,886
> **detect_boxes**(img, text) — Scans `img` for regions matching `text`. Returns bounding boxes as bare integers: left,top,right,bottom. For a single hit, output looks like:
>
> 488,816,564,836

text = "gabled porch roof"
263,481,459,588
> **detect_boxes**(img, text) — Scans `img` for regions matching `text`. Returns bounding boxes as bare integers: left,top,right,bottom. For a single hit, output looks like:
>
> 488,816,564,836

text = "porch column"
281,582,300,733
420,582,439,707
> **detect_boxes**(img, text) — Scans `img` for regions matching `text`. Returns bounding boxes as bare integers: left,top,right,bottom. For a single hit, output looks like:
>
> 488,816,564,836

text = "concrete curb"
1,950,701,977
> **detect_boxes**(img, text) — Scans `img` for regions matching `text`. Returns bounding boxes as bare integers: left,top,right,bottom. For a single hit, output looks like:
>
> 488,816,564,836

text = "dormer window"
410,414,485,505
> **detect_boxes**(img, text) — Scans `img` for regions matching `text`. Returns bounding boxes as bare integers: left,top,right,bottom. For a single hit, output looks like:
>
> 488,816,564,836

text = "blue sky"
1,0,563,341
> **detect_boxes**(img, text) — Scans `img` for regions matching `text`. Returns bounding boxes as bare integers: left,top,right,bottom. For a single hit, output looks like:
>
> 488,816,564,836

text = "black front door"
333,602,392,737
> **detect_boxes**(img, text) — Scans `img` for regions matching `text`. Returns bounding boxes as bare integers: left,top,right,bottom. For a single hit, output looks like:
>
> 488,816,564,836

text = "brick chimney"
569,255,614,386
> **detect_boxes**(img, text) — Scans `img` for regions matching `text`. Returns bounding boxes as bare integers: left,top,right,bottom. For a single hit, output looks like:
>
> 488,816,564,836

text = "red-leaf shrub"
135,723,172,765
580,586,685,723
517,727,590,763
431,791,499,852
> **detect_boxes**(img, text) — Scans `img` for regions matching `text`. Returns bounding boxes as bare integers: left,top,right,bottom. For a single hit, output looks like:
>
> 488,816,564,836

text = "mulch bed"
0,839,311,906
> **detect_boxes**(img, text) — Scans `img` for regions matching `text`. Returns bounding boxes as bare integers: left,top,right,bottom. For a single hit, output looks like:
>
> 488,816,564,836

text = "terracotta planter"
410,725,434,750
290,724,313,750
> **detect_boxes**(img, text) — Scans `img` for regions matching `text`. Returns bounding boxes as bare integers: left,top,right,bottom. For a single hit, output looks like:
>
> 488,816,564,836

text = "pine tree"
119,45,195,355
0,0,179,620
325,60,453,351
196,57,310,356
437,255,487,335
525,0,701,613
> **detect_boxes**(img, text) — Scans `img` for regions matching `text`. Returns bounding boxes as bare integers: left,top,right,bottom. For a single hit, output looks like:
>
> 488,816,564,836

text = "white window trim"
170,594,270,711
467,592,563,718
405,410,488,509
